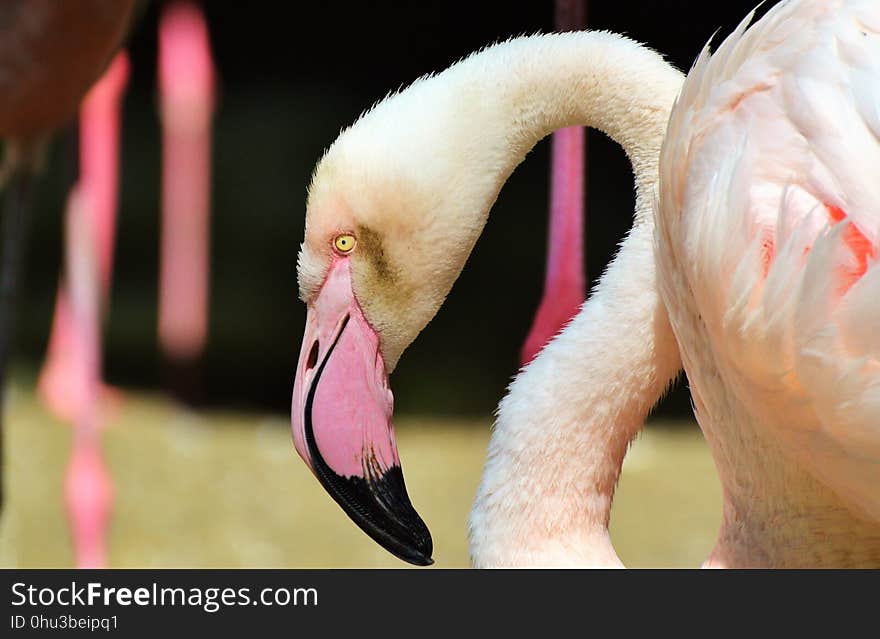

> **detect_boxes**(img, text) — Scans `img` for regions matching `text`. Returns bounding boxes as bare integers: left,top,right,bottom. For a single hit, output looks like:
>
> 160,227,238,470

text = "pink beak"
291,258,433,565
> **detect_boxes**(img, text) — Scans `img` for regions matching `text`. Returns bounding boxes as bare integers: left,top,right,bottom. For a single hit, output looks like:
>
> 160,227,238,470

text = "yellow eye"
334,234,356,254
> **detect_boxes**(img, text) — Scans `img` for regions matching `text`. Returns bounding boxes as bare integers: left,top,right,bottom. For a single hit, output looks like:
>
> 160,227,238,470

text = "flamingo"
655,0,880,567
0,0,137,519
24,1,212,565
290,31,684,565
40,1,216,413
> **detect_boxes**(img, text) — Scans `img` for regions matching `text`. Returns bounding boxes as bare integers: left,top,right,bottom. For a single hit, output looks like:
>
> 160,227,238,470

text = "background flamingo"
33,1,214,565
0,2,136,535
41,1,216,414
0,0,215,568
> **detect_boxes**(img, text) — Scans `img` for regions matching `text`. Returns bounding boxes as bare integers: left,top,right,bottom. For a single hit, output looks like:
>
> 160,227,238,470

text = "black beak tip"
345,466,435,566
308,452,435,567
409,553,434,567
391,531,434,566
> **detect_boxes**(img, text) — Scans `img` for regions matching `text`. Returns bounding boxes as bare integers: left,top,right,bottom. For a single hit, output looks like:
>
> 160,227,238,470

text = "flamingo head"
290,245,434,565
290,74,513,565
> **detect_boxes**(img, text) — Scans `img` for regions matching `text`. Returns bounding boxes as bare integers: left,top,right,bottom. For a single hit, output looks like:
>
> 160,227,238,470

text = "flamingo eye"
334,234,356,254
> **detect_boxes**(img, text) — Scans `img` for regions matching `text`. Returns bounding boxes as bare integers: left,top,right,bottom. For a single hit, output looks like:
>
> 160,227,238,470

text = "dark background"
16,0,773,417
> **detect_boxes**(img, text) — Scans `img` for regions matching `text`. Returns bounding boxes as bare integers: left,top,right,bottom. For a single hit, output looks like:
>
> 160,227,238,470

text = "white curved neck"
308,32,686,565
476,32,683,199
311,32,685,370
346,31,683,225
457,33,684,567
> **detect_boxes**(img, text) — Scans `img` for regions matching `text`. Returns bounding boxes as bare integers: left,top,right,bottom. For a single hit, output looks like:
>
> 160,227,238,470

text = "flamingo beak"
291,258,433,566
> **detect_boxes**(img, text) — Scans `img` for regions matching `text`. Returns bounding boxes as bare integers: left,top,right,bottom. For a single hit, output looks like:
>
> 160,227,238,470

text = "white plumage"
656,0,880,566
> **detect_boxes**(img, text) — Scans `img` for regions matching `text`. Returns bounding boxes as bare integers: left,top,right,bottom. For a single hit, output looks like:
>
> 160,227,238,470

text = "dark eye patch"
356,224,397,283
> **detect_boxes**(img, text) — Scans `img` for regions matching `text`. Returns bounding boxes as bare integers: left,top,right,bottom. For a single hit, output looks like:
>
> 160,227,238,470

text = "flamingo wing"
657,0,880,521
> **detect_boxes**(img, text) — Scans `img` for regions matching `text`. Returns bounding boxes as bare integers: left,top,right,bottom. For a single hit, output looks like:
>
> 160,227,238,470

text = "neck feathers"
321,31,682,228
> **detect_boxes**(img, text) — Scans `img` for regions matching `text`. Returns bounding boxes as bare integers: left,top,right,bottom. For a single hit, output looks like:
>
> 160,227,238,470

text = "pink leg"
39,53,129,422
520,0,587,365
157,2,215,368
62,188,112,569
520,0,588,366
520,127,586,365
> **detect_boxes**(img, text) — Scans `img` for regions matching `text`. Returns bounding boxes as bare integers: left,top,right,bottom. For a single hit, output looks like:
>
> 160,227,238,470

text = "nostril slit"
306,340,319,370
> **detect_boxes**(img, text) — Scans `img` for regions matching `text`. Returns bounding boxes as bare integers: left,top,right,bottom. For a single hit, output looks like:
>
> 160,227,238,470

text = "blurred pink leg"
62,189,112,569
157,2,215,367
39,53,129,422
520,0,588,366
520,127,586,365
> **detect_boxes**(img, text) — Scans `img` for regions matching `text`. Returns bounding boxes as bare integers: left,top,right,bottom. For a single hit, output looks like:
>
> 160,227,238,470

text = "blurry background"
2,0,770,567
16,0,767,415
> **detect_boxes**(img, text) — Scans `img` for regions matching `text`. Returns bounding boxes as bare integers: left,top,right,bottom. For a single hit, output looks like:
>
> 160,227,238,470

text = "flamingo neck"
425,30,683,226
460,34,684,566
307,31,684,370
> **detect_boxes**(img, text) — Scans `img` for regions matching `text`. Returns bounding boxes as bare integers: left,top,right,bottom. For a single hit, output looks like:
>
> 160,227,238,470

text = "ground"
0,384,721,568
